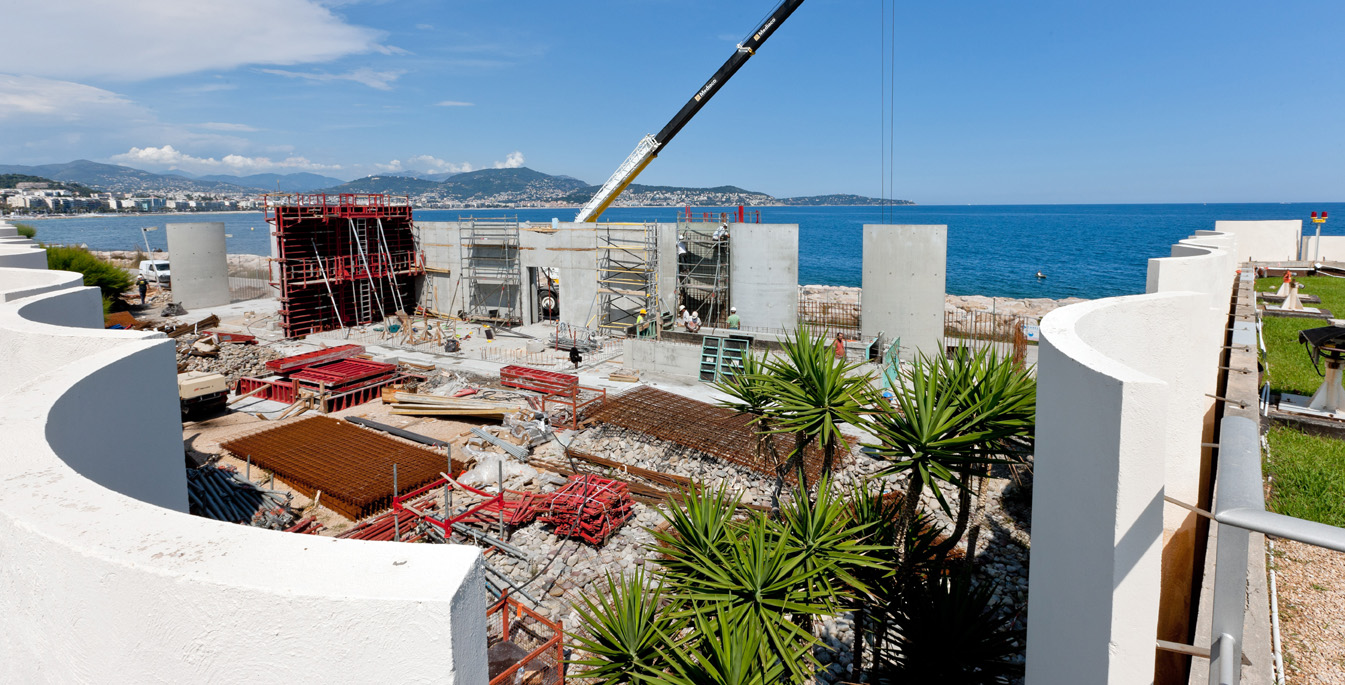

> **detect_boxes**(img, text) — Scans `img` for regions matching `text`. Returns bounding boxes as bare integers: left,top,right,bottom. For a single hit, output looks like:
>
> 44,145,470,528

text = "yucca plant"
651,605,809,685
568,569,684,684
756,323,873,489
773,474,889,618
872,572,1025,684
865,348,1034,553
662,513,830,683
649,483,741,587
712,349,786,502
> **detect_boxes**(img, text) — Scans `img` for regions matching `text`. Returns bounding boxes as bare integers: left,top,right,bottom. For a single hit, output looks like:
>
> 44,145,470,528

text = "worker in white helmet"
679,304,693,330
687,309,702,333
726,306,741,330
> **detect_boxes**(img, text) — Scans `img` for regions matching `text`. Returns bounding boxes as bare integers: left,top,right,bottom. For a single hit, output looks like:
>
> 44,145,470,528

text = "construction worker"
569,345,583,369
635,308,648,337
679,304,692,329
688,310,702,333
136,274,149,305
834,332,847,360
713,222,729,242
726,306,741,329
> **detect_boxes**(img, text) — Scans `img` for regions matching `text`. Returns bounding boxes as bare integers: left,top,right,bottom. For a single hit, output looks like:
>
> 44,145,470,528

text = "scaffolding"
674,222,731,327
595,222,659,336
266,193,422,338
460,218,523,326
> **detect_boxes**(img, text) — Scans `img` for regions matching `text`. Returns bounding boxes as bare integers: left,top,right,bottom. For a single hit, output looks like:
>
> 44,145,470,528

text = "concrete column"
729,223,798,330
165,222,230,309
860,224,946,359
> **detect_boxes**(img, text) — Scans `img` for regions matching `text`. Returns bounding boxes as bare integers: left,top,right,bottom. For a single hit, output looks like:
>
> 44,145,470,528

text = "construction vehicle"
178,371,228,417
575,0,807,222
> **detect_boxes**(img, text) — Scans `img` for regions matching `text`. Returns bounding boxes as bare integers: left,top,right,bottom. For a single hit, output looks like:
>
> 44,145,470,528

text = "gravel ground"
1273,539,1345,683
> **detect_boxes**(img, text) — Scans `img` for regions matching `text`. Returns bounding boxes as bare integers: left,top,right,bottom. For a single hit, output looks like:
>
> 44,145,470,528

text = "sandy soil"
1273,538,1345,682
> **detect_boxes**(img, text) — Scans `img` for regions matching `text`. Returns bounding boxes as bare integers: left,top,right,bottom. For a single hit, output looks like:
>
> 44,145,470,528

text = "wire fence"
797,297,862,340
943,309,1036,362
227,255,272,303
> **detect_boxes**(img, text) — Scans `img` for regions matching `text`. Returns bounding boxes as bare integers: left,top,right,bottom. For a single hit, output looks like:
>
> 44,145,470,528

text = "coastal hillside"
0,174,96,196
0,160,247,194
193,172,345,192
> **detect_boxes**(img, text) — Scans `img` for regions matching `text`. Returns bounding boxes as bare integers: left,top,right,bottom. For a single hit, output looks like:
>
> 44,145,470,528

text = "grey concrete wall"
623,337,703,377
861,224,947,359
166,222,230,309
729,223,798,330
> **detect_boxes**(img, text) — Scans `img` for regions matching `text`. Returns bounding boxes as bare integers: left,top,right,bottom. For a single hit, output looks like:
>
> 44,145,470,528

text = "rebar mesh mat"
585,385,835,485
219,416,462,520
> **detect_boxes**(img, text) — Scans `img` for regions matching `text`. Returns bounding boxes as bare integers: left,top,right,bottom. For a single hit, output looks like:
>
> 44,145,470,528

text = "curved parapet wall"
0,234,47,270
0,264,487,682
1026,291,1209,684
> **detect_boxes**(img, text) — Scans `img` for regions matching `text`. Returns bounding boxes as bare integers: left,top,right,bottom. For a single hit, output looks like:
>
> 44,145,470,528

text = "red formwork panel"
265,193,424,339
266,344,365,374
499,366,578,396
235,377,298,404
292,358,396,388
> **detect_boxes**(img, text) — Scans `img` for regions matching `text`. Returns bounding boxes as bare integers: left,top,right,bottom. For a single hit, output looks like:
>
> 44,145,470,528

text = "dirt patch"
1273,538,1345,682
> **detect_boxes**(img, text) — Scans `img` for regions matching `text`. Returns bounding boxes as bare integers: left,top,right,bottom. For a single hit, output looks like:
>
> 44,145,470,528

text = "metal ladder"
595,222,659,336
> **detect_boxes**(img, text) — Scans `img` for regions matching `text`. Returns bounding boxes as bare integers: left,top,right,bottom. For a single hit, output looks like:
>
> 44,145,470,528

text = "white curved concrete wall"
0,238,47,270
166,222,231,309
1214,219,1301,263
0,262,487,682
1027,291,1208,684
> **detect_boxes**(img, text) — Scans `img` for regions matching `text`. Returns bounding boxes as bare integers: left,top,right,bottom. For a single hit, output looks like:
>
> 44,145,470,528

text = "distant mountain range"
0,159,911,206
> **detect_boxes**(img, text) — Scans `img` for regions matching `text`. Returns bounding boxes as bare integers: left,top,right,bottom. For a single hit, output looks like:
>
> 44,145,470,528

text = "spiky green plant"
756,323,873,488
865,348,1034,553
873,572,1025,684
649,483,740,587
568,569,684,684
651,606,807,685
713,349,786,499
659,511,830,683
773,474,888,614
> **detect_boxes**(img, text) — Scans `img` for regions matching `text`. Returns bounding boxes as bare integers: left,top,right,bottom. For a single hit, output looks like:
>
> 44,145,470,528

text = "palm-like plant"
757,323,873,489
866,348,1035,553
651,606,807,685
649,483,740,586
774,474,889,616
568,569,685,684
712,349,785,497
872,572,1025,684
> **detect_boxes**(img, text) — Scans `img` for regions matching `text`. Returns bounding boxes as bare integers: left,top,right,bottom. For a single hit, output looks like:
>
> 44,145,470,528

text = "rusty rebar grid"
220,416,465,520
585,386,836,485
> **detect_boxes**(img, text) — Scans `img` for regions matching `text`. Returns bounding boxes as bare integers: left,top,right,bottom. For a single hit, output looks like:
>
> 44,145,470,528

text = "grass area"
1256,275,1345,395
1265,425,1345,528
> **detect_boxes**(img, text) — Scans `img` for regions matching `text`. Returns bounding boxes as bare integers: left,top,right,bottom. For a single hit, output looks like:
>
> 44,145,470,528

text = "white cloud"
494,151,526,169
436,100,474,107
4,0,387,81
111,145,341,174
0,75,142,121
194,122,259,132
416,23,435,30
377,155,474,174
260,67,404,90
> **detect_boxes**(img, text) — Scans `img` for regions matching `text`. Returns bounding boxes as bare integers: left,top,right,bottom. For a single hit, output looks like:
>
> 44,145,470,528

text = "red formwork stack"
266,193,424,338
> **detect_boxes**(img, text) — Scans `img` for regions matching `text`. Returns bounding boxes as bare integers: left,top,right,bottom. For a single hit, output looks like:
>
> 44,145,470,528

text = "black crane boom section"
653,0,807,149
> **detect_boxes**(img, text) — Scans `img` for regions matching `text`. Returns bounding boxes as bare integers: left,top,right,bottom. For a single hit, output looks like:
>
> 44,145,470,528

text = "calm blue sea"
21,203,1345,300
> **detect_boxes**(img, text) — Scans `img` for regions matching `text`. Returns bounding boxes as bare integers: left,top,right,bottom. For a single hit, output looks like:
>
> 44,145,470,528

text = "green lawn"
1265,425,1345,528
1256,275,1345,396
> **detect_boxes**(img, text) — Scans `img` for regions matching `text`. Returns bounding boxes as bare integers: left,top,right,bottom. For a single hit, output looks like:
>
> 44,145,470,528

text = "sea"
20,203,1345,300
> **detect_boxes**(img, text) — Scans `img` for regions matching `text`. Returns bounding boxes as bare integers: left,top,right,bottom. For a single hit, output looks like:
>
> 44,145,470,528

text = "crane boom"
575,0,807,222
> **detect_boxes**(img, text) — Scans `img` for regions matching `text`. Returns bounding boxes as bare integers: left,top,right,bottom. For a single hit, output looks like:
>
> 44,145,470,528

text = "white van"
138,260,171,286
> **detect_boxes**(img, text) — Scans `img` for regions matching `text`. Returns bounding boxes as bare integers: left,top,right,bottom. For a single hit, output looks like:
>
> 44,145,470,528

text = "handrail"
1205,268,1345,684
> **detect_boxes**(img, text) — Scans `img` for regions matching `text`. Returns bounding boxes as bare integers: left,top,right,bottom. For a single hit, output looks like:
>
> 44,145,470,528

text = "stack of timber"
382,388,527,418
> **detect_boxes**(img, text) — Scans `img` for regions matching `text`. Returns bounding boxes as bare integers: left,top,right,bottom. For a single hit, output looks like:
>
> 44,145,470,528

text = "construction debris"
382,388,527,418
176,335,282,384
186,465,295,527
164,313,219,337
219,416,465,520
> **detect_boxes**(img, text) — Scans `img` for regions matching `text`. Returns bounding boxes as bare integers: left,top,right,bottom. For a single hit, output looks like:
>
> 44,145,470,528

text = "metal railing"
1204,270,1345,684
943,309,1035,360
798,298,860,340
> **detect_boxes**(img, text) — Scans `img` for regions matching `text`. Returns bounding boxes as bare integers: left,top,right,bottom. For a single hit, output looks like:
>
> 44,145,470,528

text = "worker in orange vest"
834,332,846,360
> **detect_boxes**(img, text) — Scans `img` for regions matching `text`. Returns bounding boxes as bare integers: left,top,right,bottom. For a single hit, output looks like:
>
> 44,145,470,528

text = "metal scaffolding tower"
460,218,523,326
674,222,730,326
595,223,660,336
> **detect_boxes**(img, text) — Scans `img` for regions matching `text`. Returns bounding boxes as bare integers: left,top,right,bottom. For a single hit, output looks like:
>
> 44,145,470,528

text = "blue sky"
1,0,1341,203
